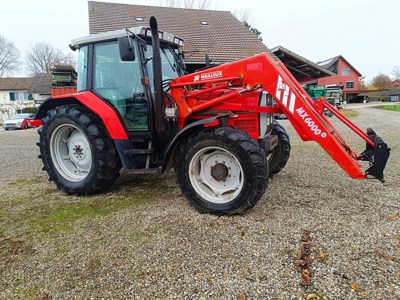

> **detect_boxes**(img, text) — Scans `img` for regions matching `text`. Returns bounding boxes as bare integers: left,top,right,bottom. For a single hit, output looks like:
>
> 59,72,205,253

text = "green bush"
23,107,37,114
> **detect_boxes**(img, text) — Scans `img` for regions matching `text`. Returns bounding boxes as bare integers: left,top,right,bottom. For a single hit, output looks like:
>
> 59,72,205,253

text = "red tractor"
35,18,390,214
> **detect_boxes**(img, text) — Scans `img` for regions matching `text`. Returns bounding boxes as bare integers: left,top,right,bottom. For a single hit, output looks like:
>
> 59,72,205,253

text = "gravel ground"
0,105,399,299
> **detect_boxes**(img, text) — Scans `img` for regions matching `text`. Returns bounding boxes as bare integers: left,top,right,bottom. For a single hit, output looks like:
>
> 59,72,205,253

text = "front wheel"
38,105,121,195
175,127,268,214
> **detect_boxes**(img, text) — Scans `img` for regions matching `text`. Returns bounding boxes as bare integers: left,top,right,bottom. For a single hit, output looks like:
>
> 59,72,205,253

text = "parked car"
348,95,370,103
22,115,42,129
3,113,35,130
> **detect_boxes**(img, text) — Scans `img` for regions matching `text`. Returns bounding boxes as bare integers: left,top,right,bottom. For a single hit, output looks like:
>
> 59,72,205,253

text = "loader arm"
169,53,390,181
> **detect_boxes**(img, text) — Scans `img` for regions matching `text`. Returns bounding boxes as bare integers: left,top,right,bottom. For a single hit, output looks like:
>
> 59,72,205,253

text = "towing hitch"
361,128,391,182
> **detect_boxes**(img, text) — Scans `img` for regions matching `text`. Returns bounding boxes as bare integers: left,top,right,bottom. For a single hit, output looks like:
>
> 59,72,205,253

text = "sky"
1,0,399,82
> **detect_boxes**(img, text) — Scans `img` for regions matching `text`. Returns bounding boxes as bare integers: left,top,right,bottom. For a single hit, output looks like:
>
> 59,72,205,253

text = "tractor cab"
70,26,185,134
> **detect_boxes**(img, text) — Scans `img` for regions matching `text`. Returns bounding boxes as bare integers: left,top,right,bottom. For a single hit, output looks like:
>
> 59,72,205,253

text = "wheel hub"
72,144,85,159
188,146,244,204
210,163,229,181
68,133,90,166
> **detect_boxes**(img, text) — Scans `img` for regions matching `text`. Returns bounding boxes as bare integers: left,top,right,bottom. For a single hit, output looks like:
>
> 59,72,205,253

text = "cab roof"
70,26,184,49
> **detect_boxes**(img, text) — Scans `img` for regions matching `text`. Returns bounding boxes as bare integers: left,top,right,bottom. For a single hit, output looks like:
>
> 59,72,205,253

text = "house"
316,56,362,101
88,1,271,73
390,79,400,88
0,74,52,122
388,90,400,102
88,1,335,82
0,77,35,122
29,73,52,106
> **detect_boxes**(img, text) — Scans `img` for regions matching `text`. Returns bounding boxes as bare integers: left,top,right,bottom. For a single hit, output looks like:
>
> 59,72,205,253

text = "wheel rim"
50,124,92,182
266,148,274,163
188,146,244,204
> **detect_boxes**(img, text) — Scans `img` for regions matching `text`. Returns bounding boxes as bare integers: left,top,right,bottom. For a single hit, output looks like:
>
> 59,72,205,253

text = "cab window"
93,41,149,132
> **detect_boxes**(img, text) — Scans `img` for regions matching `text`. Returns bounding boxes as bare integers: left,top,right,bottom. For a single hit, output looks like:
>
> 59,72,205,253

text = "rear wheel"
176,127,268,214
267,121,291,176
38,105,121,195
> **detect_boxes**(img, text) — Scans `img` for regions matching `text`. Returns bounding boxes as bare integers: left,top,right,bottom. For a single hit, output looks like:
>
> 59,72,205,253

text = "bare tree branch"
0,35,21,77
391,65,400,80
196,0,210,9
25,42,76,76
183,0,195,8
157,0,210,9
233,8,252,23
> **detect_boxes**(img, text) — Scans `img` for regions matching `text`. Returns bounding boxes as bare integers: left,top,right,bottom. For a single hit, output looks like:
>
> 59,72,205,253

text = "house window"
342,68,351,76
9,92,32,101
135,16,144,22
200,20,209,25
346,81,354,89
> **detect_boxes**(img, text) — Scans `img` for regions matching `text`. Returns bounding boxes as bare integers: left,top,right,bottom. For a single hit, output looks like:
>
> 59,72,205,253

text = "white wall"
0,90,36,122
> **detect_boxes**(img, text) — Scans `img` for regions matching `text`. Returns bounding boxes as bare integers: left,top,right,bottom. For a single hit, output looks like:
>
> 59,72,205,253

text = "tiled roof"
29,73,52,94
317,55,362,76
0,77,33,91
271,46,334,79
88,1,272,63
317,56,340,70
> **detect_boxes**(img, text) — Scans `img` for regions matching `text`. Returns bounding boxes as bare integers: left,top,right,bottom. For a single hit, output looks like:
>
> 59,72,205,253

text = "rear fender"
35,91,128,140
161,116,221,173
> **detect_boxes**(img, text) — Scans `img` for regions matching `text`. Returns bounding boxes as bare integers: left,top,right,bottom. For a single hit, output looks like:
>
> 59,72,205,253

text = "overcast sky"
1,0,399,82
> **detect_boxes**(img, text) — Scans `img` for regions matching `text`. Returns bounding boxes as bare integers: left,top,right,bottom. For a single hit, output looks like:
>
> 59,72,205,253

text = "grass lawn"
379,105,400,112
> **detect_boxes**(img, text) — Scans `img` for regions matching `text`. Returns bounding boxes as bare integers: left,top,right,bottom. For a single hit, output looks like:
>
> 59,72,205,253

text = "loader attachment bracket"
361,128,391,182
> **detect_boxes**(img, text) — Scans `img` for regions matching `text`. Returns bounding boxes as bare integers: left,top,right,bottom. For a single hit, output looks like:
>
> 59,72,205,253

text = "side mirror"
118,36,135,61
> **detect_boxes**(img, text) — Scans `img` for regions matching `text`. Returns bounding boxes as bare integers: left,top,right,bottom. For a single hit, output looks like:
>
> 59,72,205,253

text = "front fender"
161,116,221,173
35,92,128,140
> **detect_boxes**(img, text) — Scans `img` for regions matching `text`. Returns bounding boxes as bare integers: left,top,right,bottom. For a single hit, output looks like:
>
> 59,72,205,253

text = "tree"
358,76,367,90
25,42,75,75
0,35,21,77
233,8,263,42
369,73,392,90
158,0,210,9
243,21,263,42
391,65,400,80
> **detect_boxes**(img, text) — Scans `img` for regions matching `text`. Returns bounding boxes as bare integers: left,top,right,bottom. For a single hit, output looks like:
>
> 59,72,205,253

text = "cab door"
92,40,150,132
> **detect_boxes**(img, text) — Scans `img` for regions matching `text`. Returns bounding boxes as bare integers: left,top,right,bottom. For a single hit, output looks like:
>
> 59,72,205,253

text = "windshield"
145,43,181,92
10,114,32,120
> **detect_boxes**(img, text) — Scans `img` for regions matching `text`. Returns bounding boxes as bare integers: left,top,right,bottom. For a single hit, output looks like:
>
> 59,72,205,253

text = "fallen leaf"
237,292,246,300
382,254,394,261
305,293,323,300
294,259,306,266
318,252,327,259
361,292,369,298
351,283,360,292
301,269,311,285
388,212,400,221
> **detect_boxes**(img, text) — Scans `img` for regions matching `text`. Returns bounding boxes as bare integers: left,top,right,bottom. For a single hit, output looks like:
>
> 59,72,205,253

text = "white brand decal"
296,107,327,138
275,75,296,113
194,70,223,82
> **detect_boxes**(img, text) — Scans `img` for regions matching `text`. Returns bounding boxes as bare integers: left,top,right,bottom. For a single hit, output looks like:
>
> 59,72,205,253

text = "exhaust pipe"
150,16,166,140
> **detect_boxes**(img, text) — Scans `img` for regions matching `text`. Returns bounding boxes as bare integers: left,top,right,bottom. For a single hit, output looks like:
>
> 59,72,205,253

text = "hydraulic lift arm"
169,53,390,182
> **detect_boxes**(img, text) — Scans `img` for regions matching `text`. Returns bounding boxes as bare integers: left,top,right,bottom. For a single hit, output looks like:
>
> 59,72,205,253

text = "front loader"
35,17,390,214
